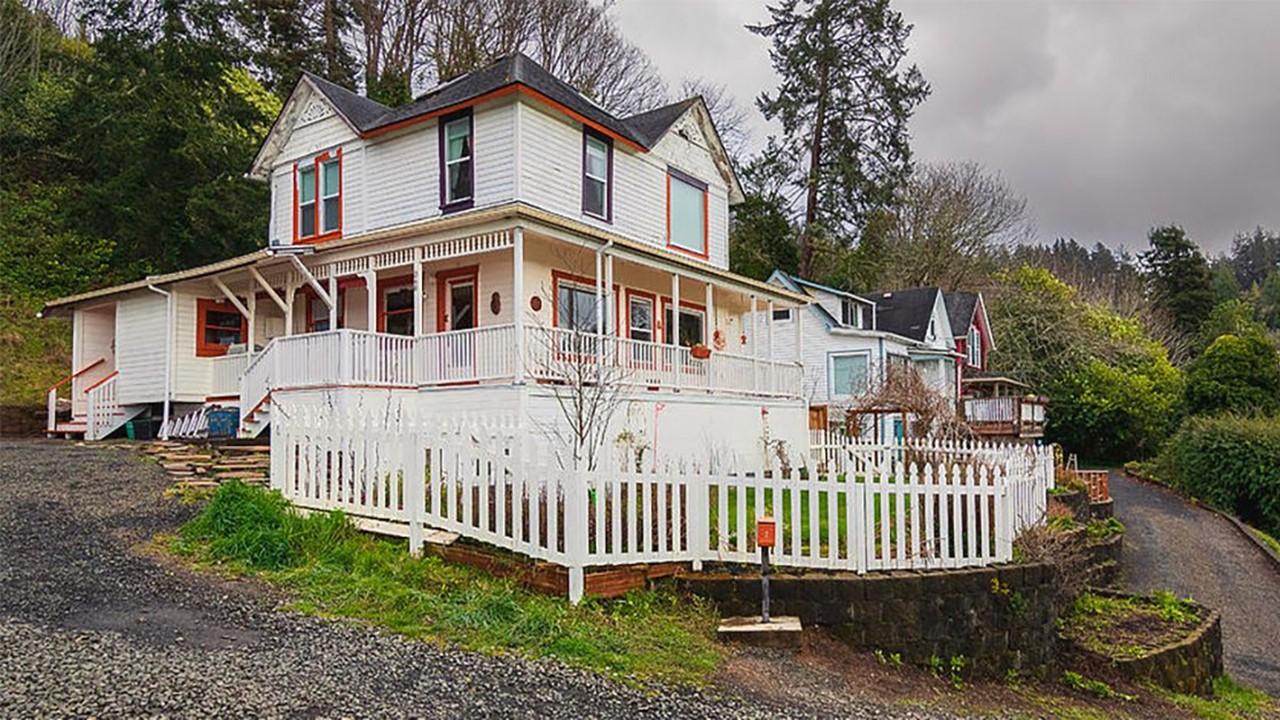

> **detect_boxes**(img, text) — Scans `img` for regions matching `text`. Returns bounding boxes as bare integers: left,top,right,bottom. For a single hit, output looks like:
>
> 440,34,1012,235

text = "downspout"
146,283,173,440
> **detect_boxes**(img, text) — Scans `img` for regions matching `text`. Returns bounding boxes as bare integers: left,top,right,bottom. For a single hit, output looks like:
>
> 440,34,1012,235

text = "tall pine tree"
1142,225,1215,339
749,0,928,279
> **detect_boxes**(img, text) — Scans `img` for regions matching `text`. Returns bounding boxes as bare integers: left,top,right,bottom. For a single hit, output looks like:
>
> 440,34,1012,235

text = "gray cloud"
615,0,1280,254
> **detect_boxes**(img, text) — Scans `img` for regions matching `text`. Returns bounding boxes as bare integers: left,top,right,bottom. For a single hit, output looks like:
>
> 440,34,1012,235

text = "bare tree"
679,78,749,160
842,364,972,442
881,161,1034,292
526,246,633,470
0,0,75,92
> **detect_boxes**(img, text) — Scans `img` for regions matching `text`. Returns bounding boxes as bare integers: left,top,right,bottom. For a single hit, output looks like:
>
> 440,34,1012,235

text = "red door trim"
435,265,479,332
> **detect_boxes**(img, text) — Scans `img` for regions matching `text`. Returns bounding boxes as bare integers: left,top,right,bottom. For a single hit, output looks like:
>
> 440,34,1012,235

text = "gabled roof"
943,291,978,336
869,287,943,342
253,53,743,199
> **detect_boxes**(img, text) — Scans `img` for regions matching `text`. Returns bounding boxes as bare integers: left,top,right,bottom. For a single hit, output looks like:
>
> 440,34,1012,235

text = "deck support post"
284,281,297,336
327,275,338,330
513,227,525,384
247,291,256,355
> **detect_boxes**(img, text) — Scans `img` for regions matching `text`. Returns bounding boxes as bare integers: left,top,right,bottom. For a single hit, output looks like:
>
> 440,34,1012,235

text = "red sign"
756,516,776,549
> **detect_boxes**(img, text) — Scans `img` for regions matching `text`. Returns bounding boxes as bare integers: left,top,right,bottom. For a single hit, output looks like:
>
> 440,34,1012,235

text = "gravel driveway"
0,440,952,719
1110,470,1280,695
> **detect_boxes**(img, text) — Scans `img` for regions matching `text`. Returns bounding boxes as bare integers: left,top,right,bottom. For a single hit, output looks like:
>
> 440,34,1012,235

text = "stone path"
1110,470,1280,695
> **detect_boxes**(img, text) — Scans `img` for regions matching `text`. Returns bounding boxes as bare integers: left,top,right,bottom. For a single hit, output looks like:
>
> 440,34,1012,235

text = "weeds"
171,482,723,685
1160,675,1276,720
1061,671,1135,701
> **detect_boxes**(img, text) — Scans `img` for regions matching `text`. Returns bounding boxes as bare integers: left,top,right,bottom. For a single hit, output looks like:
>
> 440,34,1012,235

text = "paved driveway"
1110,470,1280,695
0,440,952,719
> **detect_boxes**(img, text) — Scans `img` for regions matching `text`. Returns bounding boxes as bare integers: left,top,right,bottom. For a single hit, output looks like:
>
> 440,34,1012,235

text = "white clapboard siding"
114,292,168,405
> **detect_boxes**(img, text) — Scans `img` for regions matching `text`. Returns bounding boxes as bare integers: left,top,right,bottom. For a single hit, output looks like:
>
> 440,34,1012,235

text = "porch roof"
40,202,810,316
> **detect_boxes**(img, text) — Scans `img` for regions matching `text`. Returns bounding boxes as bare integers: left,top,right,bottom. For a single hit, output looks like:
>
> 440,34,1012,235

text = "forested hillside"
5,0,1280,484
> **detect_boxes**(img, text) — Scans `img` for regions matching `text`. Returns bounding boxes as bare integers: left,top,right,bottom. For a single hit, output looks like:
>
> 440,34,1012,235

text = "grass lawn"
169,481,723,685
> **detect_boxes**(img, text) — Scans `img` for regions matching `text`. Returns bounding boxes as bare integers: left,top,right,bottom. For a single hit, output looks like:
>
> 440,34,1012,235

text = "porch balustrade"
237,326,804,416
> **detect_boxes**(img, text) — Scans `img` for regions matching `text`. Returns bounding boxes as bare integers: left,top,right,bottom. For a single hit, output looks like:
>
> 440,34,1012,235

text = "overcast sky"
614,0,1280,255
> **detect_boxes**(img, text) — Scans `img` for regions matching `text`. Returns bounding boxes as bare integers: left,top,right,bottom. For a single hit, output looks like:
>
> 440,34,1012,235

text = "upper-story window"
841,299,862,328
440,110,474,212
582,130,612,221
967,325,983,367
294,149,342,242
667,168,707,258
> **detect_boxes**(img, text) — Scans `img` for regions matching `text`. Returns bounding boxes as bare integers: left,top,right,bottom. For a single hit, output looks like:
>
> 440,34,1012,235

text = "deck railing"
211,353,251,397
962,396,1048,437
272,404,1055,602
85,372,121,441
234,326,804,414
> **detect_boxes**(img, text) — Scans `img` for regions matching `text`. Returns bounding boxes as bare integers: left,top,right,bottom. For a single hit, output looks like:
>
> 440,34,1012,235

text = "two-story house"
752,272,957,440
40,53,811,466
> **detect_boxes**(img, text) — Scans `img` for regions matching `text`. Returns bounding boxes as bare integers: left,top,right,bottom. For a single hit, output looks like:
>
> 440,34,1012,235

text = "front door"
436,267,478,379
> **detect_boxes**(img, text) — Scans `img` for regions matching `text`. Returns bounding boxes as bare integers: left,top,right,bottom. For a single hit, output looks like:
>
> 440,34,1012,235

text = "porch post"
594,246,604,366
247,290,256,355
704,282,714,345
605,255,616,336
750,294,759,391
767,299,775,393
328,274,338,330
412,247,424,337
513,227,525,384
670,271,681,389
285,281,297,336
365,269,377,332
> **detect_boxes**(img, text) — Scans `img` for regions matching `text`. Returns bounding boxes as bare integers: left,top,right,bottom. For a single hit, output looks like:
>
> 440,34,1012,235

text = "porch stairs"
239,393,271,439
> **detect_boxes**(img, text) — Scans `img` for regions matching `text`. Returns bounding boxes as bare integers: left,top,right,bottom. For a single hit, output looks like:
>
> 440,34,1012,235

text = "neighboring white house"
750,272,959,440
40,52,813,467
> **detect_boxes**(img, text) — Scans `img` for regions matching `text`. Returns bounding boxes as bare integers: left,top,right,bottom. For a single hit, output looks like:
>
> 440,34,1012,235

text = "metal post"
761,545,771,623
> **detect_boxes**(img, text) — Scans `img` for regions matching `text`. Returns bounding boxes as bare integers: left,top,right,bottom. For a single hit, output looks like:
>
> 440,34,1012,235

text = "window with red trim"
294,149,342,243
305,288,345,332
379,278,415,336
667,167,708,257
196,299,247,357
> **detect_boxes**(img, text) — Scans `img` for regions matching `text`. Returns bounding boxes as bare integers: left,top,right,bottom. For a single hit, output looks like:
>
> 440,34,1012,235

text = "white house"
752,272,959,440
40,53,813,467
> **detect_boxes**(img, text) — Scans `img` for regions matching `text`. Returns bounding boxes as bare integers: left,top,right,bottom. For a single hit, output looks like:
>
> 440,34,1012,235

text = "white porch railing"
416,324,516,385
85,372,121,441
273,403,1054,602
211,353,251,397
528,327,803,398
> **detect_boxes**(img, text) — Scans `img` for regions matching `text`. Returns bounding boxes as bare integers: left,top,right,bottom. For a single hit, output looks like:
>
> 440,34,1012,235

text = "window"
830,353,870,397
196,299,246,357
667,168,707,256
321,157,340,233
382,285,415,336
306,290,345,333
298,166,316,238
440,110,473,211
841,299,860,327
557,282,600,333
628,295,654,342
664,305,705,347
294,150,342,242
583,130,612,221
772,307,793,322
967,325,982,367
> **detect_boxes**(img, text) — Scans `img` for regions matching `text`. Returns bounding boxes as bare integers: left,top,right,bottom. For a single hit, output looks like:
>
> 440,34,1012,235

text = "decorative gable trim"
247,77,361,180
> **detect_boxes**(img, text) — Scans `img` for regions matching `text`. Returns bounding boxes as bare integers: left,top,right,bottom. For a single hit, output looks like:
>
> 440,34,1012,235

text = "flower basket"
690,344,712,360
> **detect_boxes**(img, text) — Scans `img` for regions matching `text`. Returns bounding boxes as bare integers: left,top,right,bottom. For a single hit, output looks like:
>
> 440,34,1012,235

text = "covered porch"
184,220,807,437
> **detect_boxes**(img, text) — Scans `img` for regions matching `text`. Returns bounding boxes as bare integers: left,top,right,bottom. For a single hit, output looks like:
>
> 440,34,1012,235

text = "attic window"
841,299,862,328
967,325,982,367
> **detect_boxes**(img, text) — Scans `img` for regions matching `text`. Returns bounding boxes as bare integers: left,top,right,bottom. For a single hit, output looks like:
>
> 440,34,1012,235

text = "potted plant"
690,343,712,359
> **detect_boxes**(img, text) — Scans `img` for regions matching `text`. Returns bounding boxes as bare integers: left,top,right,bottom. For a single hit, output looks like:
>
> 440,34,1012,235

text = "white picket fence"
272,405,1055,602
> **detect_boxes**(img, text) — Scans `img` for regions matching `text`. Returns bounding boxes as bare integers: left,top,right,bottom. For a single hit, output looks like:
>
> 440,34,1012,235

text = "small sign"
757,516,776,549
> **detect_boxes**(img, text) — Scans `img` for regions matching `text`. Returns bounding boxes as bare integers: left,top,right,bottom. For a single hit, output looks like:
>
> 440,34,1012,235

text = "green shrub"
1155,415,1280,536
1184,333,1280,416
1047,357,1182,461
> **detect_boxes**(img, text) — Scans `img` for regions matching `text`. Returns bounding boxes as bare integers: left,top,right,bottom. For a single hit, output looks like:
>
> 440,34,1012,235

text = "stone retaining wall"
1067,590,1224,696
672,562,1060,676
0,405,47,437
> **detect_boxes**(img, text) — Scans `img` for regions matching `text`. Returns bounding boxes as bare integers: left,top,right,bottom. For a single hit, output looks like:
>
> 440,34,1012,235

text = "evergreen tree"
1141,225,1215,338
749,0,928,278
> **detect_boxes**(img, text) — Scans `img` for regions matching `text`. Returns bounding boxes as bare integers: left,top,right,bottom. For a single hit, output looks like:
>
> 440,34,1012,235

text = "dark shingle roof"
943,291,978,336
623,98,699,146
302,72,391,132
870,287,942,341
310,52,682,148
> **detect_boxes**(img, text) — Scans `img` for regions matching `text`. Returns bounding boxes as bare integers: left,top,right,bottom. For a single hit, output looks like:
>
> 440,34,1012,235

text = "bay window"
667,168,707,257
440,110,474,211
